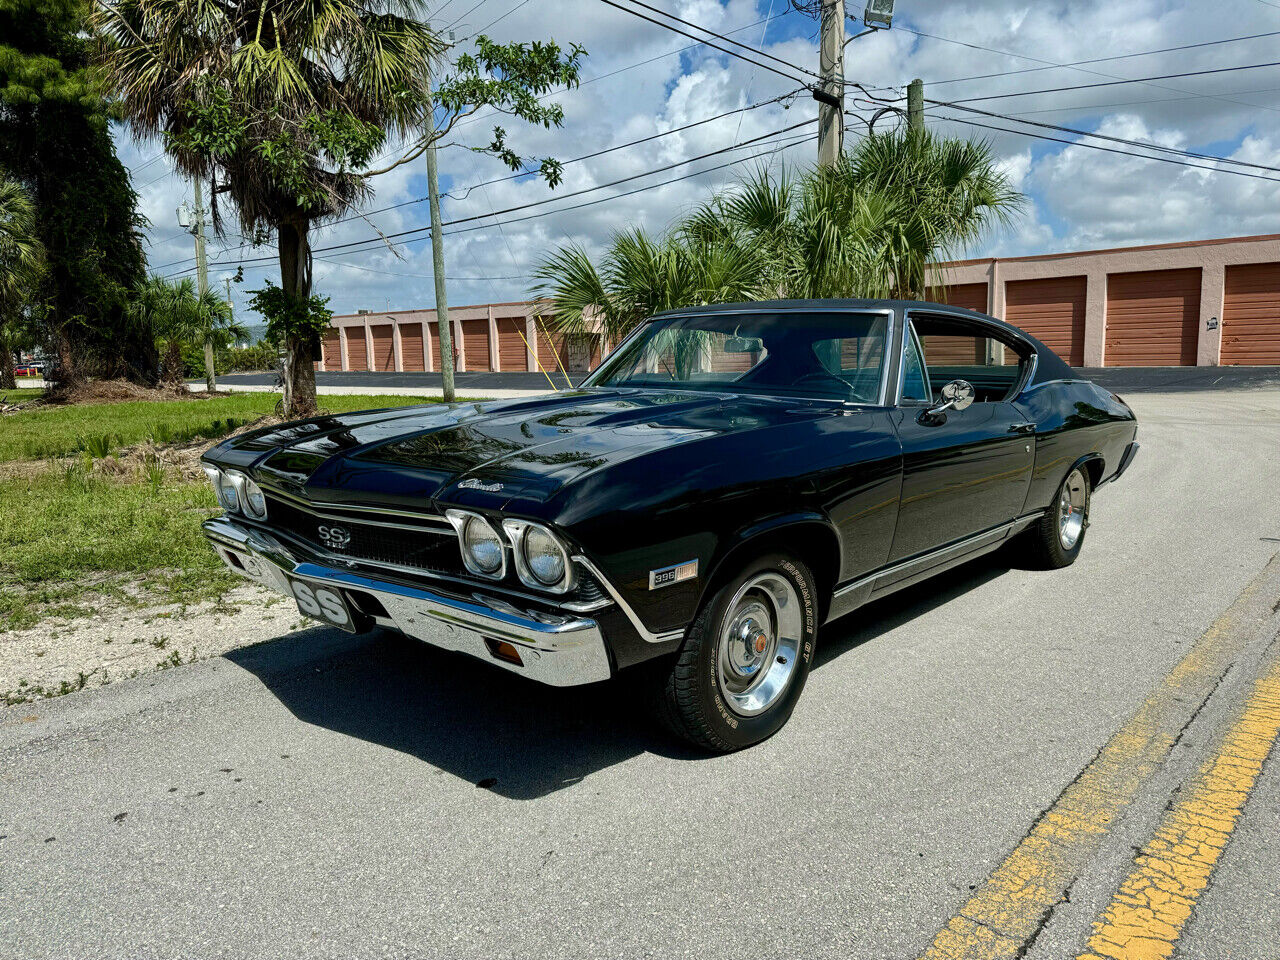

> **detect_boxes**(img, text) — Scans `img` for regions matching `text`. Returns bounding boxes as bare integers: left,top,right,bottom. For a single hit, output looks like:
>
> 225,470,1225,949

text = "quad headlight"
204,466,241,513
203,466,268,519
503,519,574,594
445,510,506,579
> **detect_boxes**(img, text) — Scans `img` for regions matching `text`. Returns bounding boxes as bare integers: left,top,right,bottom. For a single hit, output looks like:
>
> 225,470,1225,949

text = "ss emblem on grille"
318,524,351,550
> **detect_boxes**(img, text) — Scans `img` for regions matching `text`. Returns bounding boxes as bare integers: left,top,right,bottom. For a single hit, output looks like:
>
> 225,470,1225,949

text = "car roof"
650,298,1078,385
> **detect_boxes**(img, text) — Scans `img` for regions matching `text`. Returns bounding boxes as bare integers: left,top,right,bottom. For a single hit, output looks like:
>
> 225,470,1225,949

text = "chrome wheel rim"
716,572,802,717
1058,468,1087,550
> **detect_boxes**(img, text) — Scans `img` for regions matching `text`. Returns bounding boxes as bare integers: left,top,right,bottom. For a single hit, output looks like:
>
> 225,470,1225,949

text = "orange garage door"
320,329,341,370
399,323,425,371
1221,263,1280,365
1003,276,1086,366
344,327,368,370
461,319,491,371
369,323,395,371
1105,268,1200,366
496,317,529,371
940,282,988,314
535,321,569,374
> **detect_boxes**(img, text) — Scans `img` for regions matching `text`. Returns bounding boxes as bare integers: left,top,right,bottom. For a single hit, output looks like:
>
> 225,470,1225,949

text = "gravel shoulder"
0,584,301,704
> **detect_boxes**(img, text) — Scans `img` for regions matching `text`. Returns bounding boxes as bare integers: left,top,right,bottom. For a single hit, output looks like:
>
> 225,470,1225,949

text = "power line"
609,0,825,83
944,59,1280,105
928,29,1280,87
335,90,803,224
924,98,1280,174
465,0,533,37
160,93,806,272
595,0,816,86
926,110,1280,184
991,84,1280,118
170,129,817,280
163,120,818,277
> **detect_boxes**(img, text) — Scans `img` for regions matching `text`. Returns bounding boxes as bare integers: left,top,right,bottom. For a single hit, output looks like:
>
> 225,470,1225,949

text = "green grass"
0,467,237,630
0,387,45,404
0,391,448,462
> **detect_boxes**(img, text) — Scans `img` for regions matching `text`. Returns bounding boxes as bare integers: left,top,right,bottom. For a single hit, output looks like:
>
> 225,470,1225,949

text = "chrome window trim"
832,511,1045,599
257,482,454,535
572,555,686,645
583,307,897,407
896,308,1039,405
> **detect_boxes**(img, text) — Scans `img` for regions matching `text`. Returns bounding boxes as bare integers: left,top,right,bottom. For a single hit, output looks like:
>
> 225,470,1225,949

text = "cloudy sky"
116,0,1280,320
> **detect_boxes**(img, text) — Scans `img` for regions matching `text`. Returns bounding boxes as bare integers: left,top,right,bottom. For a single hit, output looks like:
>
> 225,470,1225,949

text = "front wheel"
656,553,818,752
1024,466,1091,569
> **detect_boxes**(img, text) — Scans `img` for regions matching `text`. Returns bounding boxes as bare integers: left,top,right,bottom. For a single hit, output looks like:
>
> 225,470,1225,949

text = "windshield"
585,310,890,402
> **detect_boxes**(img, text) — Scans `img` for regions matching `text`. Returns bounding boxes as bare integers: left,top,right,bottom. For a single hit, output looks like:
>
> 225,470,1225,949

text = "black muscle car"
201,299,1139,750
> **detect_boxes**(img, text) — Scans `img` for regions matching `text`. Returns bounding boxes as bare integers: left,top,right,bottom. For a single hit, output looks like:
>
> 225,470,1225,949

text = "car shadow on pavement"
224,625,705,801
226,552,1013,800
813,552,1013,669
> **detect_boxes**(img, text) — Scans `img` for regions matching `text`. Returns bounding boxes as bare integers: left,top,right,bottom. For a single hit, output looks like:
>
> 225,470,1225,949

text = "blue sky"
115,0,1280,321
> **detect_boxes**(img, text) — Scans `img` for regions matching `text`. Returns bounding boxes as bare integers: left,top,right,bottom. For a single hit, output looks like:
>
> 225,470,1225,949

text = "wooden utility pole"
817,0,845,166
907,77,923,132
425,137,456,403
192,178,216,393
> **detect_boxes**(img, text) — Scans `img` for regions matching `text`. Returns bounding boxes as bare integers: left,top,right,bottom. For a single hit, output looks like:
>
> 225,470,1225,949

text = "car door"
886,312,1035,563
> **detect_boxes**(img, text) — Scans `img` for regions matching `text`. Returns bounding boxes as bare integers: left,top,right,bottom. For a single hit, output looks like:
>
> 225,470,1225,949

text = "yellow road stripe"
1078,647,1280,960
918,555,1280,960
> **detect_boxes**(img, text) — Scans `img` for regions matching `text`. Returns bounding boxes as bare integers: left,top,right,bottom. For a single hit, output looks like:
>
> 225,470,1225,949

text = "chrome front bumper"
202,517,613,686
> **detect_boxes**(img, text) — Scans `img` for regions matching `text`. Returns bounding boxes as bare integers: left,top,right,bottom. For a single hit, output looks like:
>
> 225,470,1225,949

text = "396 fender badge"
650,560,698,590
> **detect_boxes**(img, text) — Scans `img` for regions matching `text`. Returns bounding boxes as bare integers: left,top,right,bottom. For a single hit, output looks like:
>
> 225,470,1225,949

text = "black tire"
656,553,819,752
1023,466,1091,569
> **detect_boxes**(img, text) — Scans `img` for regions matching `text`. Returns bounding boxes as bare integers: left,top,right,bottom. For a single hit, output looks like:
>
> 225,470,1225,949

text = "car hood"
209,387,845,513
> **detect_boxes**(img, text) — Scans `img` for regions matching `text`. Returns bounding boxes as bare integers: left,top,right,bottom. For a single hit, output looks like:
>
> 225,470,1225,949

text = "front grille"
259,493,611,609
264,495,465,577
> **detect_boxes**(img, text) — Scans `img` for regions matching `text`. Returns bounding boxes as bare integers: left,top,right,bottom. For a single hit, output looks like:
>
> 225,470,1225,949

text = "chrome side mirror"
921,379,975,422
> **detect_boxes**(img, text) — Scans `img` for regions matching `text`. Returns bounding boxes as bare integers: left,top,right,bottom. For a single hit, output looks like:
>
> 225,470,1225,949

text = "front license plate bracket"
287,576,373,634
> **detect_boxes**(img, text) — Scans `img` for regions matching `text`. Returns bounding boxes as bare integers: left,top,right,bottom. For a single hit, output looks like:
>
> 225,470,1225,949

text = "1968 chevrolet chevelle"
202,299,1139,750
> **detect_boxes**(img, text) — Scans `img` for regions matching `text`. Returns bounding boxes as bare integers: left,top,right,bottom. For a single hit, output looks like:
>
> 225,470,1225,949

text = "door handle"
1009,421,1037,434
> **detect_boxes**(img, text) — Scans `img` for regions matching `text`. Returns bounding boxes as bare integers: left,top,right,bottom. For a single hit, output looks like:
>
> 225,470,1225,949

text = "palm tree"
531,227,767,347
92,0,444,414
129,276,244,386
536,130,1023,342
0,173,45,390
841,128,1024,299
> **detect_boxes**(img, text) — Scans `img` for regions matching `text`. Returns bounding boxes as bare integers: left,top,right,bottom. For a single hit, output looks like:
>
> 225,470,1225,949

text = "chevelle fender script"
201,299,1138,751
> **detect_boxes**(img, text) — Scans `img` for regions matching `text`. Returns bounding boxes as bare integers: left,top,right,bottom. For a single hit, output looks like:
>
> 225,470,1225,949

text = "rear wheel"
656,553,818,752
1024,466,1091,569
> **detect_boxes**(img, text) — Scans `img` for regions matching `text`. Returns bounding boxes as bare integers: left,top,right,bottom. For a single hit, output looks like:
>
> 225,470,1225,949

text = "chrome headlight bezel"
241,476,268,519
445,509,507,580
204,465,243,514
502,519,575,594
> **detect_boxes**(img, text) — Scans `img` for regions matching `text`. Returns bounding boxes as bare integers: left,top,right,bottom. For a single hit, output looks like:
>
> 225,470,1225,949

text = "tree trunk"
0,333,16,390
160,341,185,388
203,340,217,393
278,218,318,419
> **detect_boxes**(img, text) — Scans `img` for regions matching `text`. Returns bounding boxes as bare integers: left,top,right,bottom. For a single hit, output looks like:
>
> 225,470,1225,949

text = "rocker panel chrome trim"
832,511,1045,601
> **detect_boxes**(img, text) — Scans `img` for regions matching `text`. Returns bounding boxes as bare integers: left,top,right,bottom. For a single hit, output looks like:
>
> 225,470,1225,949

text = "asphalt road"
4,389,1280,959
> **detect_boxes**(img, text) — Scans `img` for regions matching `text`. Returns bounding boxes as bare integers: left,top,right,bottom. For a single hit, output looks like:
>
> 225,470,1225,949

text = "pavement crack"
1169,663,1232,752
1013,875,1076,959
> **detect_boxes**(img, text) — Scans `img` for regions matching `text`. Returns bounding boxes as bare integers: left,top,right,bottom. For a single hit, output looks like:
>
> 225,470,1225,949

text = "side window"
900,323,930,402
912,315,1029,403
